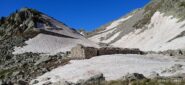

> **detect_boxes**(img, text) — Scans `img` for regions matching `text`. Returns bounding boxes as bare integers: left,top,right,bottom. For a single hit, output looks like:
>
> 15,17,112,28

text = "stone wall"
70,44,98,59
70,44,145,59
98,47,145,55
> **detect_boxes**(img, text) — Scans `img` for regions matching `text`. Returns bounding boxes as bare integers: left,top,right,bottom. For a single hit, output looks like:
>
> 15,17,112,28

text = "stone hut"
70,44,98,59
70,44,145,59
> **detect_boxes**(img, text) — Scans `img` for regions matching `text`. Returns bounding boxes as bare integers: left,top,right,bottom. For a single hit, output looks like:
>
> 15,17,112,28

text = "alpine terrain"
1,0,185,85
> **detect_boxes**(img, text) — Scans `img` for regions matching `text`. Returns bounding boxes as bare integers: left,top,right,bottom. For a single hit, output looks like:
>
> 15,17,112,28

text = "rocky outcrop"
122,73,146,81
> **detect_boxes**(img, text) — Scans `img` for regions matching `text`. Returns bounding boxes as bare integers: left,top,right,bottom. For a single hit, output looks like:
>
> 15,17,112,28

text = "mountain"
0,8,99,84
89,0,185,52
2,1,185,85
0,8,98,55
31,1,185,85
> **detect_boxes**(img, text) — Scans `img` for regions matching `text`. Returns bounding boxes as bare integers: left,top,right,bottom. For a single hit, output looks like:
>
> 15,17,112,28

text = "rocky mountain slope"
0,8,98,55
89,0,185,52
0,8,98,84
1,0,185,85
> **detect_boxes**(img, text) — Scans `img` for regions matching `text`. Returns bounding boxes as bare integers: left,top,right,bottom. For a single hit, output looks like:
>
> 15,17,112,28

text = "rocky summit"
1,0,185,85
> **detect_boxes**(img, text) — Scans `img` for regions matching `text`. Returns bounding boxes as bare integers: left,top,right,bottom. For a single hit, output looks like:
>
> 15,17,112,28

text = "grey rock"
0,80,2,85
122,73,146,81
53,81,74,85
30,80,39,84
162,64,183,73
18,80,29,85
169,73,185,79
43,81,52,85
148,72,160,79
34,55,51,65
76,73,105,85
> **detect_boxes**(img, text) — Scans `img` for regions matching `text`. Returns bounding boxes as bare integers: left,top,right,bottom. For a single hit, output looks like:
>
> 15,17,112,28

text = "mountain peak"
0,8,55,39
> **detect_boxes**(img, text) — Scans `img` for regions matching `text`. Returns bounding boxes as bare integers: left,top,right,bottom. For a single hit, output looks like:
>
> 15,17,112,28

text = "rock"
12,71,21,76
77,73,105,85
70,44,98,59
34,55,51,65
43,81,52,85
0,80,2,85
162,64,183,73
122,73,146,81
2,79,14,85
158,49,185,57
169,73,185,79
148,72,160,79
31,80,39,84
53,81,74,85
18,80,29,85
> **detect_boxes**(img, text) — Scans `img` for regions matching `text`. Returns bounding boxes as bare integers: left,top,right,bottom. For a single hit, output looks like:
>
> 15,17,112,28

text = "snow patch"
102,32,121,43
31,54,185,85
13,14,99,55
112,11,185,51
13,34,98,55
89,28,116,43
89,15,132,43
106,16,132,31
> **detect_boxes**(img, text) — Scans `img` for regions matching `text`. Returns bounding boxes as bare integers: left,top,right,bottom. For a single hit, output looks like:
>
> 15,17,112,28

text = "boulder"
77,73,105,85
122,73,146,81
31,80,39,84
148,72,160,79
43,81,52,85
162,64,183,73
18,80,29,85
53,81,74,85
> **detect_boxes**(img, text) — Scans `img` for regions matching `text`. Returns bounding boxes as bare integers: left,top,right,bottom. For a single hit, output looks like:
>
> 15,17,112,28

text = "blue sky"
0,0,150,31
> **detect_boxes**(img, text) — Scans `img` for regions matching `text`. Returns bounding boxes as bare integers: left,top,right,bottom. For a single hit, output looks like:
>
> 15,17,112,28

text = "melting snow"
31,54,185,85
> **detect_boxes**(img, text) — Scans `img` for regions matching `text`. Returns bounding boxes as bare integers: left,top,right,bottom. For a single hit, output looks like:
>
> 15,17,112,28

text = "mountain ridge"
88,0,185,52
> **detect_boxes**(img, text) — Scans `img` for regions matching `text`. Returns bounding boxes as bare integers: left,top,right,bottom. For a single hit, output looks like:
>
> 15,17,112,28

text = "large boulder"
122,73,146,81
